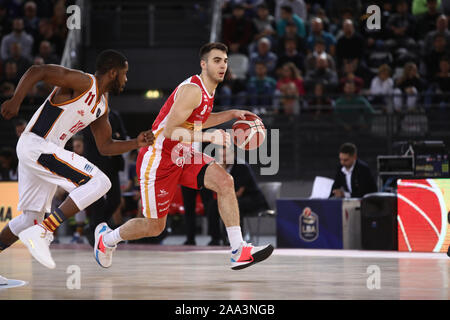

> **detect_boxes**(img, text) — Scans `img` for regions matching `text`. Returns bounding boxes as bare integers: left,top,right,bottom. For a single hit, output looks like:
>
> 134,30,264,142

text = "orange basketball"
232,114,266,150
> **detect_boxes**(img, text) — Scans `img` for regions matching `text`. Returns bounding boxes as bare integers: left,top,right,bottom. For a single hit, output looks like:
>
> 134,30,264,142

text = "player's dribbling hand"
231,109,261,121
136,130,155,147
1,99,20,120
207,129,231,148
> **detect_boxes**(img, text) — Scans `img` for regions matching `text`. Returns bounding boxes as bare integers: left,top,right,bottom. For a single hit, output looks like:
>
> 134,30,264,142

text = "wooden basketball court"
0,243,448,300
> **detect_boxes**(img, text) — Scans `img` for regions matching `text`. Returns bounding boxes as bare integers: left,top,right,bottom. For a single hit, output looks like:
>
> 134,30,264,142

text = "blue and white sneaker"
94,223,116,268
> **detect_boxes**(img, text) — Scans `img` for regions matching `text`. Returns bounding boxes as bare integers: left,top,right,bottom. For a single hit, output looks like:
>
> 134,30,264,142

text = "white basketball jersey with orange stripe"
24,73,108,147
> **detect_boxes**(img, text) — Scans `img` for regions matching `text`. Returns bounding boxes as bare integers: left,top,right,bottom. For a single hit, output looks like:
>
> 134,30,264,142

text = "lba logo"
299,207,319,242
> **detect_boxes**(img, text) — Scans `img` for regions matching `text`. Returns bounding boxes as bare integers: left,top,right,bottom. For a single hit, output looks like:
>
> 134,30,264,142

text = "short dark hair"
339,143,357,156
281,5,293,14
199,42,228,61
96,49,127,75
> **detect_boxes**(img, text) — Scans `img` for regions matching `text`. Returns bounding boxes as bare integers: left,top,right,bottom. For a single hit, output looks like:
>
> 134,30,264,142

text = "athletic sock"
41,208,67,233
103,227,123,247
226,226,244,252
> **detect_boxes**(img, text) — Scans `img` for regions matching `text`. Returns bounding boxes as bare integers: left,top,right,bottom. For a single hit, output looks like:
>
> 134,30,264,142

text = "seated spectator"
412,0,442,15
275,0,307,22
218,67,248,107
0,61,20,86
425,55,450,107
23,1,40,39
335,19,364,69
424,34,447,80
222,4,255,55
416,0,442,39
305,82,334,116
249,37,278,76
276,62,305,96
276,21,307,56
51,1,68,43
276,38,305,75
0,147,18,181
304,38,336,73
247,61,277,106
29,56,52,97
385,0,417,51
5,42,31,77
423,14,450,55
38,40,59,64
304,55,338,91
307,17,337,56
393,62,426,112
334,80,375,131
339,60,364,93
312,7,331,32
369,64,394,111
251,3,276,47
0,18,33,60
275,81,301,115
276,5,306,39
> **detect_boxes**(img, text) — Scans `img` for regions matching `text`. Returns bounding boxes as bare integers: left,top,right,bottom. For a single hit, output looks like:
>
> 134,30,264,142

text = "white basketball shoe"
94,223,116,268
230,242,274,270
19,224,55,269
0,275,8,285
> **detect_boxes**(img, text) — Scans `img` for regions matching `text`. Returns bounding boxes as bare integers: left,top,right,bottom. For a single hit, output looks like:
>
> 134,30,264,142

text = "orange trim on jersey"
36,154,92,187
48,75,94,107
143,128,164,217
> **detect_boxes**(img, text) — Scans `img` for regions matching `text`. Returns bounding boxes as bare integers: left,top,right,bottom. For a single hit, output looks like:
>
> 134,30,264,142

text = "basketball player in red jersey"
95,43,274,270
0,50,154,271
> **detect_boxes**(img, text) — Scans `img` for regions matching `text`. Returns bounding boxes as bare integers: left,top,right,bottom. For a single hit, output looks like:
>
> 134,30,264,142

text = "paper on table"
310,176,335,199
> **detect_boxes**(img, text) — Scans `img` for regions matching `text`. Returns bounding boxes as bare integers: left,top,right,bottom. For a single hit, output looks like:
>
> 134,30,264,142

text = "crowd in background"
218,0,450,115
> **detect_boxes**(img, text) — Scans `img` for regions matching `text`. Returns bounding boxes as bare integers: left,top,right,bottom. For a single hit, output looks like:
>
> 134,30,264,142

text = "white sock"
103,227,123,247
226,226,243,252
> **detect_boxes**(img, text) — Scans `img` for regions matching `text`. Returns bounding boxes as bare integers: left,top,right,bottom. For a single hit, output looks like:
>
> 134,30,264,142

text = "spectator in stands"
5,42,31,77
0,82,14,97
275,0,307,22
276,5,306,39
247,61,277,106
222,4,255,55
424,34,448,80
423,15,450,55
38,40,59,64
312,7,331,33
304,55,338,91
207,146,269,245
33,18,65,57
334,80,375,131
329,142,378,199
249,37,278,76
425,55,450,107
393,62,426,112
329,1,362,22
416,0,442,39
307,17,336,56
251,3,276,48
369,64,394,111
412,0,442,15
276,62,305,96
0,4,12,40
275,81,301,115
339,60,364,93
385,0,417,51
23,1,40,40
0,18,33,60
276,38,305,75
276,21,307,57
305,38,336,73
0,147,18,181
51,0,68,45
335,19,365,69
305,82,334,116
0,61,20,86
218,67,247,107
29,56,52,97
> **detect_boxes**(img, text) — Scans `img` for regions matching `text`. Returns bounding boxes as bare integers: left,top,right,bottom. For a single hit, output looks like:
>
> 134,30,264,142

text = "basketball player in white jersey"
0,50,154,270
93,43,274,270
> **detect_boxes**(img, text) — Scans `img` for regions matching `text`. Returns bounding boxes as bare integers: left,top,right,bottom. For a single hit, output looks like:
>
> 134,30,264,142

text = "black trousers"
181,186,213,242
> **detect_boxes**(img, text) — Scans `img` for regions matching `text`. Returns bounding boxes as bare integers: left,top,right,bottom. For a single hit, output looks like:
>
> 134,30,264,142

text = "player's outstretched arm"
90,112,154,156
202,109,261,129
1,64,92,120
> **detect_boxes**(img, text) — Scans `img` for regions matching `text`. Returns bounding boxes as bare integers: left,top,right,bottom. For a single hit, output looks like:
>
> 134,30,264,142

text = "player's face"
110,61,128,95
205,49,228,83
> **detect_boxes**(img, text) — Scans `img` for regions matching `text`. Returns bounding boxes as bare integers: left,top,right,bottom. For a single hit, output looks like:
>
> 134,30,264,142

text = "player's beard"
109,75,123,95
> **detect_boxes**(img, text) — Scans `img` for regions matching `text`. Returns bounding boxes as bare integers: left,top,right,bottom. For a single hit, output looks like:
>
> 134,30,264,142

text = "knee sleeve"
68,170,112,211
9,210,45,236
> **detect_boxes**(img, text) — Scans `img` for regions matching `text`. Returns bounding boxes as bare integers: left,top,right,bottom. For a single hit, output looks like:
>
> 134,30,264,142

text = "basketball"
232,114,266,150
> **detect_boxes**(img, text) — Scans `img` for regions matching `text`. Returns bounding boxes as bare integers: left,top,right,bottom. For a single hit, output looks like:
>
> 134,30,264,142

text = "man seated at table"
329,143,377,198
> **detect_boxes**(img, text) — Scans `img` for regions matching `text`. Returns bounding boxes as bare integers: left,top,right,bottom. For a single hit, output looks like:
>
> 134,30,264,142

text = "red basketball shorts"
137,142,214,219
